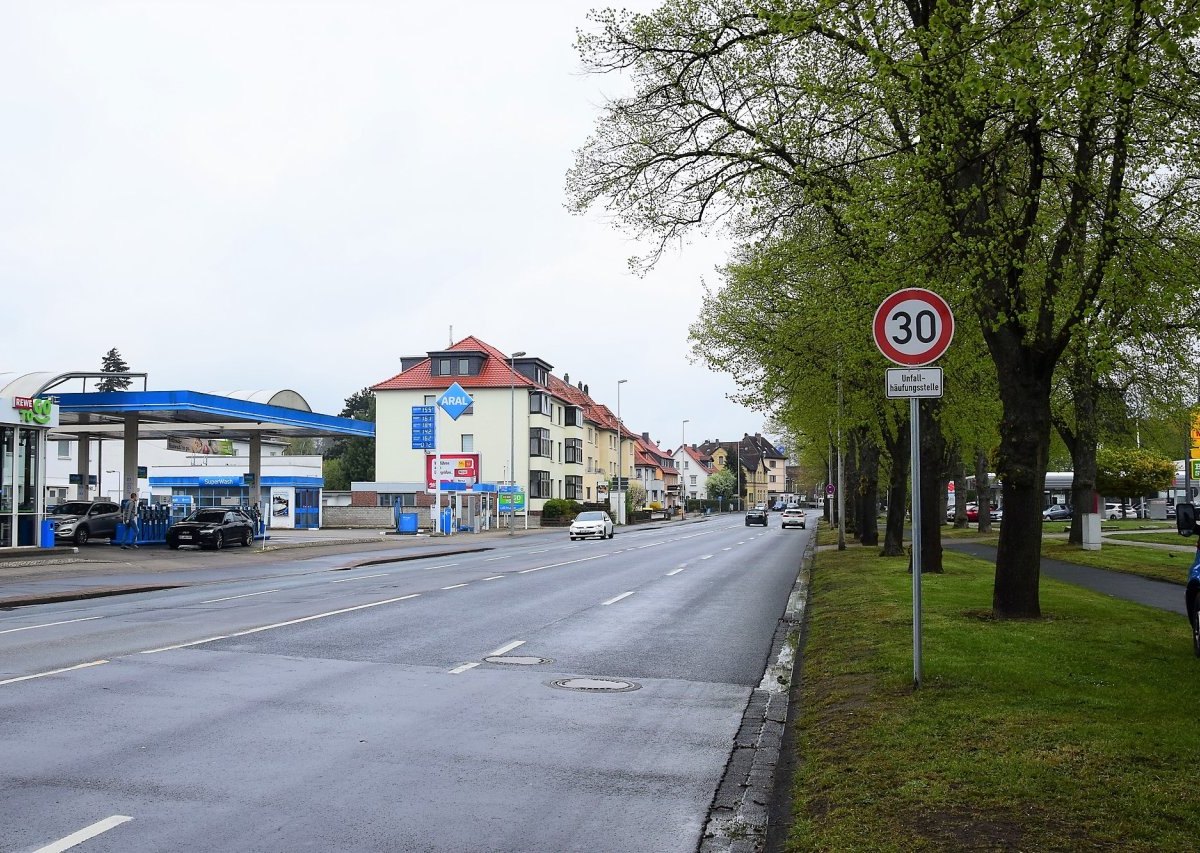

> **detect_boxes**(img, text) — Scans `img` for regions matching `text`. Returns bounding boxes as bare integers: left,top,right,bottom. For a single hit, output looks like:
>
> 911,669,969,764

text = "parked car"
989,507,1003,522
1105,502,1130,520
780,508,807,529
745,507,769,527
47,500,122,545
569,510,613,541
1042,505,1073,521
166,508,255,550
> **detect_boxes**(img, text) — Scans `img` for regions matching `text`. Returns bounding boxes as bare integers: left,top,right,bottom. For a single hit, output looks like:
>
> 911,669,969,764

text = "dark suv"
48,500,122,545
745,507,768,527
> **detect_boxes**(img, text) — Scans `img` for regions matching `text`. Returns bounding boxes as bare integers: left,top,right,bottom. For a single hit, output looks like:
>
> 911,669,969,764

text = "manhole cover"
549,677,641,693
484,655,551,665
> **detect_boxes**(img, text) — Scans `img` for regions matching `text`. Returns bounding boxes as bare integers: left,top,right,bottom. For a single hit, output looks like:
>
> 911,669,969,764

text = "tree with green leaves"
705,466,735,504
570,0,1200,617
1095,447,1176,512
322,387,376,489
97,348,131,391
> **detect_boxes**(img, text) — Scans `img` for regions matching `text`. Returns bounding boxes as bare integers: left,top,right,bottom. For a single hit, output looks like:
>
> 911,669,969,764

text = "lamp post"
617,379,628,524
508,350,526,535
681,419,689,511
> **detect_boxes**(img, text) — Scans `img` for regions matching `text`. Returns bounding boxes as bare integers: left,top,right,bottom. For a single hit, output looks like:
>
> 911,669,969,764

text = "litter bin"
397,512,419,535
40,519,56,549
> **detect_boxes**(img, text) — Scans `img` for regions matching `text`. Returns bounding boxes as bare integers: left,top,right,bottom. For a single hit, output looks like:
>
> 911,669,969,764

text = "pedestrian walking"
120,491,140,549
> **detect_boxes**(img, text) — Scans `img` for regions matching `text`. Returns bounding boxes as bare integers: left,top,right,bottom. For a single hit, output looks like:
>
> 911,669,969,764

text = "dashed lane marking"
201,590,281,603
601,591,635,606
0,616,102,635
0,659,109,687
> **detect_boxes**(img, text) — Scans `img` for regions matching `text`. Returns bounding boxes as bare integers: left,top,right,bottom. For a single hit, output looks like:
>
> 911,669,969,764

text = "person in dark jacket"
120,491,140,549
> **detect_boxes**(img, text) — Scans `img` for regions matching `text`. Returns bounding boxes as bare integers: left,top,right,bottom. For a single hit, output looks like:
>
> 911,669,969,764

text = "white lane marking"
482,576,505,581
144,594,423,653
449,662,480,674
528,548,549,554
201,589,281,604
634,542,660,550
441,584,468,590
737,541,746,545
666,567,686,576
601,591,635,606
423,562,459,570
722,547,732,551
518,553,607,574
700,555,713,560
484,556,509,562
331,573,388,584
0,659,109,687
489,639,525,656
33,815,133,853
0,616,102,635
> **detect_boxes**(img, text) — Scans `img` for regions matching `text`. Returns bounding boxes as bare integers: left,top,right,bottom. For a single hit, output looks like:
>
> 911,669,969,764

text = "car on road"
1042,505,1072,521
780,508,807,529
166,508,255,550
569,510,613,541
745,507,768,527
1105,502,1131,520
47,500,122,545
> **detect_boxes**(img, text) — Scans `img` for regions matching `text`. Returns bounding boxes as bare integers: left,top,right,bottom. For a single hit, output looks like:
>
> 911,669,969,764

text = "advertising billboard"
425,453,481,490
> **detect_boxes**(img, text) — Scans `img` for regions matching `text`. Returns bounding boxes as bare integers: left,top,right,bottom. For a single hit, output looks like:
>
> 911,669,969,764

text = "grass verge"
786,547,1198,852
1039,541,1194,586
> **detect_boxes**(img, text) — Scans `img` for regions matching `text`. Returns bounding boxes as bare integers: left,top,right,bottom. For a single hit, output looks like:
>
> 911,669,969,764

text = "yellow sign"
1192,412,1200,459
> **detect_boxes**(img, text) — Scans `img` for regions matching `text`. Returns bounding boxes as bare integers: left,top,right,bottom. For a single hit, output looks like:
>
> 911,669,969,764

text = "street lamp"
617,379,628,524
508,350,526,535
681,419,689,511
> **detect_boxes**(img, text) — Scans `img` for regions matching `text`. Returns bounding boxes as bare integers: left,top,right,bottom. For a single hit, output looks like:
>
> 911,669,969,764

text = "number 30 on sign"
872,288,955,366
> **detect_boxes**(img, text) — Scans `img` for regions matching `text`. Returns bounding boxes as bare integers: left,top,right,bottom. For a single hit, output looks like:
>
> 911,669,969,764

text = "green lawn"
785,548,1199,852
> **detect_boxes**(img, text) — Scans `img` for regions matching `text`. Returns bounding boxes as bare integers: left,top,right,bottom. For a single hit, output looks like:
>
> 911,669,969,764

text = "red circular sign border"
872,288,955,366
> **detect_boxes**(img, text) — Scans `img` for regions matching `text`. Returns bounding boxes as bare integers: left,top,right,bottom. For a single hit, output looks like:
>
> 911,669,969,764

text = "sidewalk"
943,540,1187,616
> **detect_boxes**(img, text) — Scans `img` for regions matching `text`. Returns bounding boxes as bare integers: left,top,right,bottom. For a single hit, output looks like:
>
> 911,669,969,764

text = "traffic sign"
826,483,835,496
437,382,474,420
885,367,943,398
873,288,954,366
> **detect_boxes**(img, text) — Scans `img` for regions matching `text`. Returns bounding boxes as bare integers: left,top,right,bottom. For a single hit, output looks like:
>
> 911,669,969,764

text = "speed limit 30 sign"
872,288,954,366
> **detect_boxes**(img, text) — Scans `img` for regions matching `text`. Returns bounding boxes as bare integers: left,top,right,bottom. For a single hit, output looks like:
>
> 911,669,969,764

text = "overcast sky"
2,1,771,451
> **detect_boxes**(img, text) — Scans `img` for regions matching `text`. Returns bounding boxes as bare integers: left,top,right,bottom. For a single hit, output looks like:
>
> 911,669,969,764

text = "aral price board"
411,405,436,450
872,288,955,366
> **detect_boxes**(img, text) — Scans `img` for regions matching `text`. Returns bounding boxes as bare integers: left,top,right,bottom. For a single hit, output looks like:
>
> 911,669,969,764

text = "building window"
587,427,594,442
378,492,417,507
566,476,583,500
461,434,474,452
57,440,71,459
565,406,581,427
529,392,552,416
557,442,562,463
530,470,551,498
770,474,777,483
424,395,436,405
565,438,583,464
690,475,697,485
530,428,551,457
458,358,469,375
439,359,451,376
684,460,689,469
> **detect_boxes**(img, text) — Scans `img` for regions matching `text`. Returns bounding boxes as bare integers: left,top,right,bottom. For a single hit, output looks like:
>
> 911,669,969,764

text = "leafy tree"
283,438,317,456
323,387,376,486
97,348,131,391
625,481,647,513
706,466,735,502
570,0,1200,617
1095,447,1176,506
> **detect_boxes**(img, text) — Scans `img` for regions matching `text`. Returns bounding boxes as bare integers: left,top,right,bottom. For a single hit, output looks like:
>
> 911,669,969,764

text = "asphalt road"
1,516,810,853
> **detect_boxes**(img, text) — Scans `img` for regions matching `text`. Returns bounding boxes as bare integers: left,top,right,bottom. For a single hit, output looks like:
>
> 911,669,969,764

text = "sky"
2,1,771,452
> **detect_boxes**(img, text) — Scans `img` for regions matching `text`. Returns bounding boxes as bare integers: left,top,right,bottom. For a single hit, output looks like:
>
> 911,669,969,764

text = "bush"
541,499,583,521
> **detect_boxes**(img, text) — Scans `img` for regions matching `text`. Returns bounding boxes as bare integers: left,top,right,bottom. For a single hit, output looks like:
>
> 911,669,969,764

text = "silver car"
781,508,807,529
569,510,614,540
48,500,122,545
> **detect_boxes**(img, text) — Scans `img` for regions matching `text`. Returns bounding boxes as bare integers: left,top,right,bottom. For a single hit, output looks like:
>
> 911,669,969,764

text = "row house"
673,444,715,503
367,336,637,520
631,432,678,510
696,434,787,508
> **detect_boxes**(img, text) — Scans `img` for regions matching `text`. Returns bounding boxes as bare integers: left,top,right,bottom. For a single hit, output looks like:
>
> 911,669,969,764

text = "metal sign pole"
910,396,923,689
434,407,442,536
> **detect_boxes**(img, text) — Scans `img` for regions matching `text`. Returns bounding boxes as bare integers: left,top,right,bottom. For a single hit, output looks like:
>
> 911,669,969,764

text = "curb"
700,536,813,852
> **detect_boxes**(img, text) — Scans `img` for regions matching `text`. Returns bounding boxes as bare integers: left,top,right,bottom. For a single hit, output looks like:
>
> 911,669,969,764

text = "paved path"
944,541,1187,616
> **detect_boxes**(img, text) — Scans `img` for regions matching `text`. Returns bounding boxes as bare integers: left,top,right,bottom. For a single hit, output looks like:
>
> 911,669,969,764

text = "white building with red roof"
673,444,715,504
365,336,636,522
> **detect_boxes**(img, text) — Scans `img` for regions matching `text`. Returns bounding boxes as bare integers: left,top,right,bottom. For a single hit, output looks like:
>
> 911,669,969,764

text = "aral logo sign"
437,382,474,421
12,396,56,426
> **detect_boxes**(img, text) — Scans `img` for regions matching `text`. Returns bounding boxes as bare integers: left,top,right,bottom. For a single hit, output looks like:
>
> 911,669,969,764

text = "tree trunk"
857,432,880,547
974,452,992,535
844,430,861,538
918,401,945,573
1066,356,1099,545
991,350,1055,618
881,419,910,557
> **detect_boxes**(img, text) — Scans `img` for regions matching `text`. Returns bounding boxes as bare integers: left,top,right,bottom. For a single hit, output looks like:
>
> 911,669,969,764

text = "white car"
781,508,807,529
569,510,614,540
